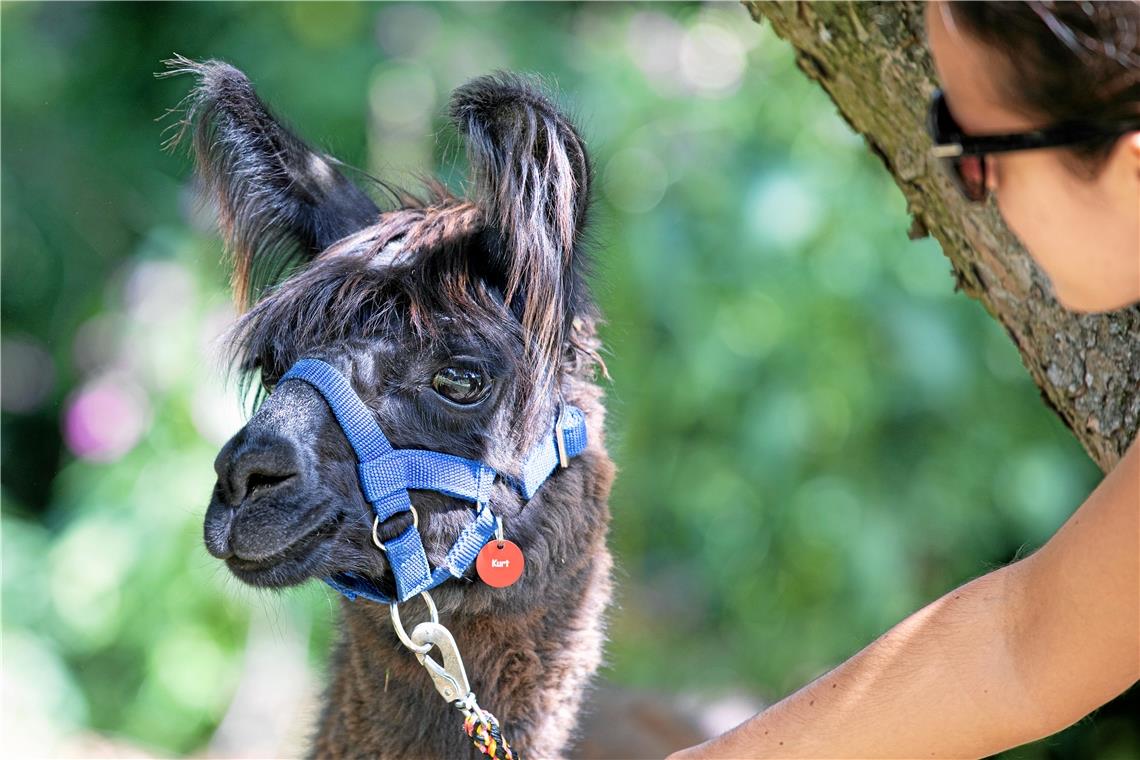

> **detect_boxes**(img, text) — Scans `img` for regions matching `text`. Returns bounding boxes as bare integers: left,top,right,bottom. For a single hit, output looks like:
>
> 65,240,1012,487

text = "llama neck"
311,460,613,759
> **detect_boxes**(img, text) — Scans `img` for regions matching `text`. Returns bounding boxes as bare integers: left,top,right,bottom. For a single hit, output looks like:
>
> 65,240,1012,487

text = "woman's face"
926,2,1140,313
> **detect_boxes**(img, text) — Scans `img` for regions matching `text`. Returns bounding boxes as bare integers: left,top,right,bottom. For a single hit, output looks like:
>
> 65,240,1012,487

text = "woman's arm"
672,437,1139,759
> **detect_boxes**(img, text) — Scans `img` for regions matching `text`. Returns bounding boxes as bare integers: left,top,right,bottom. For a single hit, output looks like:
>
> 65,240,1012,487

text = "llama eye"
431,367,491,405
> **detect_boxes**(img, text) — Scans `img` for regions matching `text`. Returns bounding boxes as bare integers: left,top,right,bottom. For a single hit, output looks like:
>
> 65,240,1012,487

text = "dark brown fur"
316,385,613,758
166,59,614,758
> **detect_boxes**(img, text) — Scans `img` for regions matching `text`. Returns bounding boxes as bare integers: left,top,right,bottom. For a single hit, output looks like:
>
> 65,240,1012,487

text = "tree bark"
745,0,1139,473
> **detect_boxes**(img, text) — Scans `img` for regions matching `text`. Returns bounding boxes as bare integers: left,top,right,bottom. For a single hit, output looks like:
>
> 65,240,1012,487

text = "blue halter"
278,358,588,604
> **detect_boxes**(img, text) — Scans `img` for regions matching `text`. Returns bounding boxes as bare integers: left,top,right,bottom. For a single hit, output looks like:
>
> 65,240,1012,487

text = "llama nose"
214,431,302,507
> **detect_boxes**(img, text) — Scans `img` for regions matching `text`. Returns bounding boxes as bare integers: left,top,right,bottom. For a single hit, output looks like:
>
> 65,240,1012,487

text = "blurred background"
2,2,1135,758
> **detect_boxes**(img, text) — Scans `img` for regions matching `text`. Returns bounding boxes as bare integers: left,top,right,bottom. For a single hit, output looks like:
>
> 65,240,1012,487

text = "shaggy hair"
169,57,616,758
162,58,601,436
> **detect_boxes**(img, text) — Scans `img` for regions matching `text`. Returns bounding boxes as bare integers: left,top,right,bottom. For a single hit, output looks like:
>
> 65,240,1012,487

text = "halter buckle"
555,419,570,470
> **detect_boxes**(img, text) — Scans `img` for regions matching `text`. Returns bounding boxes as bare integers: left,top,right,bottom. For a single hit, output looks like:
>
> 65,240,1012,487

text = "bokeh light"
1,335,56,413
680,21,746,97
63,374,150,463
2,3,1126,759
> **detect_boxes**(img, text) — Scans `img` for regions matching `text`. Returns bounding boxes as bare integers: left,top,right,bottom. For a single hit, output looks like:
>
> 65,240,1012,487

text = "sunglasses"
926,89,1140,202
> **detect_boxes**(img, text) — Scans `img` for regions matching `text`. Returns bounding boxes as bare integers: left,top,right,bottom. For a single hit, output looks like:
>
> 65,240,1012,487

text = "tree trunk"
745,0,1139,473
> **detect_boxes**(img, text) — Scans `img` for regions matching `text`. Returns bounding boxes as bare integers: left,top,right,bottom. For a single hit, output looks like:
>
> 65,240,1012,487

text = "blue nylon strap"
277,357,588,605
440,501,498,577
325,571,389,604
358,451,496,519
280,359,393,462
323,502,496,605
385,525,435,600
279,359,432,600
518,406,589,499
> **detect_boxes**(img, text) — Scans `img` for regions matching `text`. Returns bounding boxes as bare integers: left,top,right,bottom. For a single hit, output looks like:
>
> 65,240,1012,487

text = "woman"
674,2,1139,757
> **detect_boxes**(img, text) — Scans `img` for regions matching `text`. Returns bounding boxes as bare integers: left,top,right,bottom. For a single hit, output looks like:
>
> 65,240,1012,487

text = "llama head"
168,59,600,595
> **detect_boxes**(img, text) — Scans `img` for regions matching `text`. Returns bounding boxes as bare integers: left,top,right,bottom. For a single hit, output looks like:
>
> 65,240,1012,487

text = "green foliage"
2,3,1130,758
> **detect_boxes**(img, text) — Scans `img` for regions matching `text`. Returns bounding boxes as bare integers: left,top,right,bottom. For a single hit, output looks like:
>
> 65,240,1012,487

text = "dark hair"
949,0,1140,172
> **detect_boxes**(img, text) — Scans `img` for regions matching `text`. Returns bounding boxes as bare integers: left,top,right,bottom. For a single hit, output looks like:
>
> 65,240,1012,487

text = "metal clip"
555,411,569,470
373,505,419,553
410,621,471,703
390,591,436,655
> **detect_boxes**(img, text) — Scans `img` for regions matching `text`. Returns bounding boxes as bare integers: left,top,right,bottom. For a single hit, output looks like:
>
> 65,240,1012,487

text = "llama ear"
162,57,379,306
449,73,592,340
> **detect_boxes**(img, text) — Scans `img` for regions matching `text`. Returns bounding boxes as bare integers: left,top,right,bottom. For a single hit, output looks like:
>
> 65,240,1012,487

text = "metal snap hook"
372,505,419,553
410,620,472,704
389,590,436,654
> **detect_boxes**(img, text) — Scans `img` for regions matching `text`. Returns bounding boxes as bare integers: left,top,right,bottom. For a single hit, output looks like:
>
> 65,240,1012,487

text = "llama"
168,59,614,758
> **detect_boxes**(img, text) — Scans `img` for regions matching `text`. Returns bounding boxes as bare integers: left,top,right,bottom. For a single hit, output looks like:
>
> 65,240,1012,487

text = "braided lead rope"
391,597,523,759
455,692,520,760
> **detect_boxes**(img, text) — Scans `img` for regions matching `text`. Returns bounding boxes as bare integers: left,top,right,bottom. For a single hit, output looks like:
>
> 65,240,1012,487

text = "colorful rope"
457,695,520,760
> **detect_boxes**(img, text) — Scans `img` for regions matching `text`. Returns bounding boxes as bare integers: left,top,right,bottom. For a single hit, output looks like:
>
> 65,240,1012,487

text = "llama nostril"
245,471,296,498
216,433,304,506
232,464,298,506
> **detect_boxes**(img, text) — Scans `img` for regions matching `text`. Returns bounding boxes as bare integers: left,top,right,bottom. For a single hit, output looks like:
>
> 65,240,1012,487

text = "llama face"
170,60,596,596
205,232,539,591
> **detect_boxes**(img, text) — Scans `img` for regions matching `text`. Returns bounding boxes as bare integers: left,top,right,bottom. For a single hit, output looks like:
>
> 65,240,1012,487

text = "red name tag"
476,539,525,588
